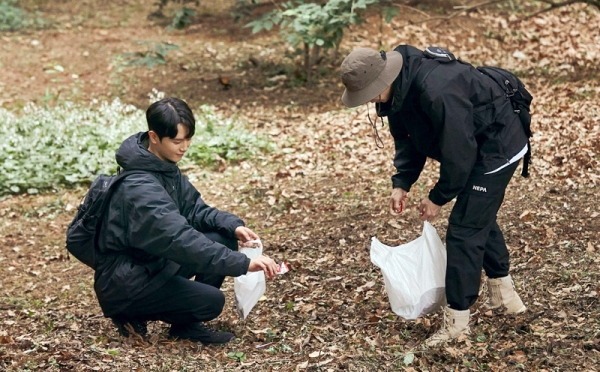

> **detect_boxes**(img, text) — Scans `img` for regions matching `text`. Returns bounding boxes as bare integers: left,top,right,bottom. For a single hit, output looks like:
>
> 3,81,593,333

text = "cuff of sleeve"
242,256,251,275
428,188,449,206
228,221,245,239
391,178,411,192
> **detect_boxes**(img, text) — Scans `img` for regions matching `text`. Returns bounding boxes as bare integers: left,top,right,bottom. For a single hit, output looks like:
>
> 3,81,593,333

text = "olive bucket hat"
340,48,403,108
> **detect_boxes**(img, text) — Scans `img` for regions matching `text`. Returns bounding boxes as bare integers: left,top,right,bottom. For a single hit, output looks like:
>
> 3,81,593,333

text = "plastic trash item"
276,261,289,275
234,240,267,320
370,221,447,320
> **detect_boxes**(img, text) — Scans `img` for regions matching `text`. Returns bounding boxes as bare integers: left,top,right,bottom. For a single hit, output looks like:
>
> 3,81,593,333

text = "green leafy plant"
246,0,380,86
403,352,415,366
119,40,180,69
168,7,196,30
227,351,247,362
0,92,275,196
0,0,27,30
265,328,276,342
149,0,198,30
0,99,146,195
151,0,198,16
0,0,44,31
187,105,276,165
381,5,398,23
231,0,262,22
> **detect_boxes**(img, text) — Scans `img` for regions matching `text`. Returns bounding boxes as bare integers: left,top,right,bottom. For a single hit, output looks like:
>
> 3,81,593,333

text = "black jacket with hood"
377,45,528,206
94,132,250,317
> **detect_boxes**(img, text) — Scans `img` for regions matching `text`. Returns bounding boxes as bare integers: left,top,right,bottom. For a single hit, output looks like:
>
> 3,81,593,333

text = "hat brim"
341,51,403,108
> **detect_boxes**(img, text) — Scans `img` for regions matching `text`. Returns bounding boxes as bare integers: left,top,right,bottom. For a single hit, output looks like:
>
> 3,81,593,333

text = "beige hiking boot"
425,306,470,347
486,275,527,314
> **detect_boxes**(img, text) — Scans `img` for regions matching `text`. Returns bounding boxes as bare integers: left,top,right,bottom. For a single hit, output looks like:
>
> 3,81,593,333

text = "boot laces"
430,310,451,339
197,323,219,334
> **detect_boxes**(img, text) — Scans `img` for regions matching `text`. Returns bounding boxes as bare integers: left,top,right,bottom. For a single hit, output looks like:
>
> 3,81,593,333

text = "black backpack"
422,47,534,177
476,66,533,177
65,169,146,269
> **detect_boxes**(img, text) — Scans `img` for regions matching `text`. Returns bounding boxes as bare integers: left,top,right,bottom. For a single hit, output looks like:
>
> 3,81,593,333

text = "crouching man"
94,97,277,345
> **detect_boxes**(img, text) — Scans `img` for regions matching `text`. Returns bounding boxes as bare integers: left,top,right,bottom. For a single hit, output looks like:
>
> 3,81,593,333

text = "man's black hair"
146,97,195,140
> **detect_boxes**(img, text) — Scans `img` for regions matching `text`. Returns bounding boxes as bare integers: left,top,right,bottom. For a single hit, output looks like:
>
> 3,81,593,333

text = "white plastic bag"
234,240,266,320
370,221,447,320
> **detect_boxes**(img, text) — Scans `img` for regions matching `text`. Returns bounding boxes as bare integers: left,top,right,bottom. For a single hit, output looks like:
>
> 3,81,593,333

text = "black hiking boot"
169,323,235,345
112,317,148,338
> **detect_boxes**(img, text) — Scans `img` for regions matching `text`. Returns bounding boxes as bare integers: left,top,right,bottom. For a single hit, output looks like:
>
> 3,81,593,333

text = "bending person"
340,46,528,346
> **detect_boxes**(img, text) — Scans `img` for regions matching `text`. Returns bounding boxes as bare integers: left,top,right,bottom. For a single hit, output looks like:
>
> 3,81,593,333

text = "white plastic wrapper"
276,261,289,275
234,240,266,320
370,222,447,320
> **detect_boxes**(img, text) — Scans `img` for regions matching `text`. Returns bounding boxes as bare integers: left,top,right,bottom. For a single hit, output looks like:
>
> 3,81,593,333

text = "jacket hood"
116,132,179,174
377,45,424,116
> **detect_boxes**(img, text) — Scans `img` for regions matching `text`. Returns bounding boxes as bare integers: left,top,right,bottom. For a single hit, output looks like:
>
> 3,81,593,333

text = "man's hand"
235,226,259,243
248,255,278,279
389,188,408,214
419,197,441,222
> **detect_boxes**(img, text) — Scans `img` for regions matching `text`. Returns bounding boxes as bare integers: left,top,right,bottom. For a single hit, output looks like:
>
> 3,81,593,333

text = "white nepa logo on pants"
473,185,487,192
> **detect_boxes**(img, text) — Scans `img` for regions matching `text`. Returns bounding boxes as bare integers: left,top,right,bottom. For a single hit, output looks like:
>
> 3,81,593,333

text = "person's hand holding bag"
419,197,442,222
235,240,267,320
235,226,260,243
249,255,277,280
234,239,282,320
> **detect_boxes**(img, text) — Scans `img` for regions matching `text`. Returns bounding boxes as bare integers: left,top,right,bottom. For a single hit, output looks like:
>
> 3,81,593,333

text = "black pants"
445,161,519,310
115,232,238,325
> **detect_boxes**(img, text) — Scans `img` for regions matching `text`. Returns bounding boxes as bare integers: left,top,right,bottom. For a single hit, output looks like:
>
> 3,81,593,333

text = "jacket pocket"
480,137,506,159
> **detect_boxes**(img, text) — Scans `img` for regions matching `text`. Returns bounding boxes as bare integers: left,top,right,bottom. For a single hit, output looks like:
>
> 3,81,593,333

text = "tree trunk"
304,42,312,88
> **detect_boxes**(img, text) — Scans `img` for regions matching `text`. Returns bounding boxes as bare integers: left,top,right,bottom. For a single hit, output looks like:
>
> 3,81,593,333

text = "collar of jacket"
116,131,180,178
376,45,425,117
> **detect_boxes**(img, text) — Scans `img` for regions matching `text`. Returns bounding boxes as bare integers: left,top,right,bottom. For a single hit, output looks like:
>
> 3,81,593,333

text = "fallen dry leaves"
1,2,599,372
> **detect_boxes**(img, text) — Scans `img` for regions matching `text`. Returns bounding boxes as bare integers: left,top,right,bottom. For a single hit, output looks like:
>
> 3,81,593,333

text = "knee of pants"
203,231,238,252
220,237,238,252
193,288,226,321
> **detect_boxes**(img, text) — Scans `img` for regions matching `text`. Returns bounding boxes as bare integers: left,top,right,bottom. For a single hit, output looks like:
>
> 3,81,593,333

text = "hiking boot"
169,323,235,345
425,306,470,347
486,275,527,314
112,317,148,338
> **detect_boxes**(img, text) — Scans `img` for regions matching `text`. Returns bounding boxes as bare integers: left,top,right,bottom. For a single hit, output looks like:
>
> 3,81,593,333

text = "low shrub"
0,0,45,31
0,95,274,195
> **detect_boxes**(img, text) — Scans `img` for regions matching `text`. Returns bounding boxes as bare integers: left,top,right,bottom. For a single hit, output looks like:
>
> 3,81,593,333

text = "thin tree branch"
393,3,431,18
392,0,598,29
540,0,600,10
512,0,582,23
392,0,505,29
452,0,506,11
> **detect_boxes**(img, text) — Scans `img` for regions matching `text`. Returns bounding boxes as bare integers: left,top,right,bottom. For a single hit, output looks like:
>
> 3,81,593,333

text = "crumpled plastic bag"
370,221,447,320
234,240,266,320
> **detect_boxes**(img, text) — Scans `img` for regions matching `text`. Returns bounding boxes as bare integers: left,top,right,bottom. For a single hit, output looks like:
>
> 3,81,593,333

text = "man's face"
149,124,192,163
369,85,393,104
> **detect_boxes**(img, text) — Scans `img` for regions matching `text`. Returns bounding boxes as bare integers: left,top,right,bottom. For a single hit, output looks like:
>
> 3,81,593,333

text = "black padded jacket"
94,132,250,316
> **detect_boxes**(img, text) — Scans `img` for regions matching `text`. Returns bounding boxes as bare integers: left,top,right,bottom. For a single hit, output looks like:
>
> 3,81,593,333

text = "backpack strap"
423,46,456,62
476,66,533,177
522,145,531,178
419,46,459,86
92,169,158,249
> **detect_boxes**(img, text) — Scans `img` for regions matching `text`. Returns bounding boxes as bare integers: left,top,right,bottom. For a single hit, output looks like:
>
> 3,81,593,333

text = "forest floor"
1,0,599,371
